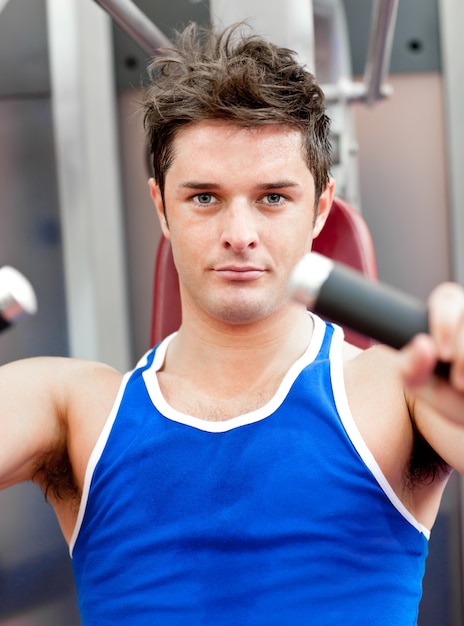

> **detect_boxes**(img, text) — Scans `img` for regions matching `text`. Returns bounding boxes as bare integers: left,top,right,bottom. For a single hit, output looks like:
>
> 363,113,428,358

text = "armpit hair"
32,446,80,502
405,419,451,488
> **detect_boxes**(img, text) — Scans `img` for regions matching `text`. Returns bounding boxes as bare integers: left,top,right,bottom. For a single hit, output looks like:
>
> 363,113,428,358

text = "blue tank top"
70,315,429,625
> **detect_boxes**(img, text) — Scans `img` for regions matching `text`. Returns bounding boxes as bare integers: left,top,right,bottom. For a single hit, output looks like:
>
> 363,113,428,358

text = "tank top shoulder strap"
311,314,338,364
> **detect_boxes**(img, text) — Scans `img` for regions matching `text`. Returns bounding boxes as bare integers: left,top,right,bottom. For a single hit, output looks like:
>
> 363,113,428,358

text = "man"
2,22,464,625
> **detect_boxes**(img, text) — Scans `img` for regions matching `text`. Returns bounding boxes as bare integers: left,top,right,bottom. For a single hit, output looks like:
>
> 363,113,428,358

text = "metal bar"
321,79,393,105
439,0,464,285
0,0,10,16
210,0,315,71
46,0,132,370
362,0,399,105
93,0,171,55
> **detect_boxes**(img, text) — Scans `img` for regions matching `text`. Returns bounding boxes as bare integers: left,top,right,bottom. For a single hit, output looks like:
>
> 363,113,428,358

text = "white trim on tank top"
69,313,429,556
329,324,431,539
141,313,326,433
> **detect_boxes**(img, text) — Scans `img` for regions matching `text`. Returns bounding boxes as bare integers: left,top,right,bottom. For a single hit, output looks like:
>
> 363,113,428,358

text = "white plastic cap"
289,252,334,306
0,266,38,322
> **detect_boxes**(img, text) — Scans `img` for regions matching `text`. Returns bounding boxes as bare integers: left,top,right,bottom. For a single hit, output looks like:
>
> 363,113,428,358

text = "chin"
211,298,281,324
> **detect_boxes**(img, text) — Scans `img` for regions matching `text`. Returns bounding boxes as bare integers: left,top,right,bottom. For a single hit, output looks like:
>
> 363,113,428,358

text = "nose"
220,203,259,252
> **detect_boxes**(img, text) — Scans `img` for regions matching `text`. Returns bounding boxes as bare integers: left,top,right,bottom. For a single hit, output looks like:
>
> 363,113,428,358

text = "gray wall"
0,1,79,623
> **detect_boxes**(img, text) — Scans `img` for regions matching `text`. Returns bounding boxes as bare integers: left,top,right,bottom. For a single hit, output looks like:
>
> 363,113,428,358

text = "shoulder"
342,344,415,483
0,355,122,398
21,358,125,539
342,343,410,439
342,343,451,525
28,357,123,492
0,355,123,497
0,356,121,440
63,360,124,479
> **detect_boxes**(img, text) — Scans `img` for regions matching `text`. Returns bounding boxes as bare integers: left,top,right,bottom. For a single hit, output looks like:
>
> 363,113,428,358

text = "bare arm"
399,282,464,473
0,357,121,492
0,357,68,489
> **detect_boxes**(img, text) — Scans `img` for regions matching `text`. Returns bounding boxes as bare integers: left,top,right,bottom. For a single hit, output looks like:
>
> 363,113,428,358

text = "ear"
313,177,335,239
148,178,170,239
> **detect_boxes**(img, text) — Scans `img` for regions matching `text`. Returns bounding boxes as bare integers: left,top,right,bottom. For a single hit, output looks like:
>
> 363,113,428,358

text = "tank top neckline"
141,313,329,433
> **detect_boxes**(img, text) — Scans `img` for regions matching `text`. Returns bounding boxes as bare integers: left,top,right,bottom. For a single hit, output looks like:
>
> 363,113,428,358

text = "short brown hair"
142,22,332,203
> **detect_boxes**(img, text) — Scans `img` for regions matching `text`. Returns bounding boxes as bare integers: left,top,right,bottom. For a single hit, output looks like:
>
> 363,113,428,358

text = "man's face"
150,121,333,327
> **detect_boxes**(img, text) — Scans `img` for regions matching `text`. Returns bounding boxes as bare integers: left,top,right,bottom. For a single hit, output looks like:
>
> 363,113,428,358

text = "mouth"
214,266,266,282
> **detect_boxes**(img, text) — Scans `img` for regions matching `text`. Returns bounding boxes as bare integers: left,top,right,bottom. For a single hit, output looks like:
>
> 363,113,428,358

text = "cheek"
169,232,204,286
267,226,315,281
283,218,315,255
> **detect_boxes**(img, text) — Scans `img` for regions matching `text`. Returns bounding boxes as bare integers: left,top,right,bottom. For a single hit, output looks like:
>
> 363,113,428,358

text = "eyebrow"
179,182,221,190
256,181,300,190
178,180,300,190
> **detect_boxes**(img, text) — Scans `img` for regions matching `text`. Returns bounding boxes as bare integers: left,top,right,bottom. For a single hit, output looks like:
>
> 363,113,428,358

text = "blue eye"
266,193,282,204
194,193,213,204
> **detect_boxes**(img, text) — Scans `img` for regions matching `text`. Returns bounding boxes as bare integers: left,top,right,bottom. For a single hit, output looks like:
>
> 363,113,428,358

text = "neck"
164,304,313,379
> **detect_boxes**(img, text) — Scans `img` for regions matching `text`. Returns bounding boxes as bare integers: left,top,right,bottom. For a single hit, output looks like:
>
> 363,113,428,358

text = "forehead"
169,121,308,173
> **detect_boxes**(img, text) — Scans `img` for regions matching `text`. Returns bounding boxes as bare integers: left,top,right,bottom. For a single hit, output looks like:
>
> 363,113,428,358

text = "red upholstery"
150,196,378,349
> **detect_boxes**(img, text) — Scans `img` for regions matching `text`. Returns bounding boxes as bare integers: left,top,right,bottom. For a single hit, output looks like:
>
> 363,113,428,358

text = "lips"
215,266,265,281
